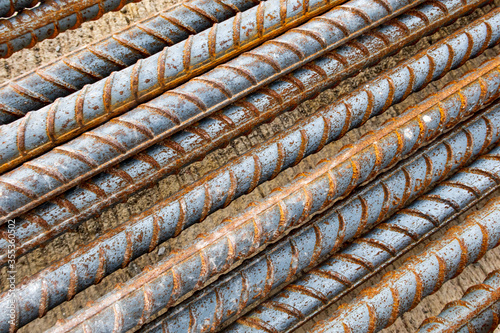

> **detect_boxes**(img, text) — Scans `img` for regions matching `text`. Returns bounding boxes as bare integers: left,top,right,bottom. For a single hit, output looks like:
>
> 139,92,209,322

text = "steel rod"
32,54,500,333
0,0,260,124
0,0,141,57
0,0,42,18
228,132,500,333
140,99,500,333
310,195,500,333
0,0,491,266
417,270,500,333
0,0,370,172
0,0,427,222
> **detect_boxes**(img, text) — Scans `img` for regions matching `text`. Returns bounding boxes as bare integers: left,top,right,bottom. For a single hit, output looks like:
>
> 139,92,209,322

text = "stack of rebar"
1,0,500,332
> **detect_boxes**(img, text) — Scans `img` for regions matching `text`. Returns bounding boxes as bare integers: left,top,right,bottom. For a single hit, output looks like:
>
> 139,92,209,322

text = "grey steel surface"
417,270,500,332
0,0,426,224
309,195,500,333
0,0,490,267
0,0,260,124
37,53,500,333
0,0,140,57
0,0,41,18
141,99,500,333
230,118,500,333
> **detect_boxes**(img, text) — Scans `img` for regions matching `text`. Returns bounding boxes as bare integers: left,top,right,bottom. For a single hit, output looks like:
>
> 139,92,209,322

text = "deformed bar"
140,99,500,333
0,0,492,266
0,0,428,222
0,0,141,57
0,0,42,18
230,139,500,333
310,195,500,333
0,0,260,124
35,55,500,333
417,270,500,333
0,0,371,172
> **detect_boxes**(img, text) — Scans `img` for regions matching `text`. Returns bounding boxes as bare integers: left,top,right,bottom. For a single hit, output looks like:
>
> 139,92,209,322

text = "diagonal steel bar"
0,0,491,266
0,0,427,219
32,53,500,333
0,0,260,124
310,195,500,333
0,0,42,18
139,98,500,333
0,0,141,58
228,133,500,333
417,270,500,333
3,19,500,332
0,0,385,172
0,0,355,167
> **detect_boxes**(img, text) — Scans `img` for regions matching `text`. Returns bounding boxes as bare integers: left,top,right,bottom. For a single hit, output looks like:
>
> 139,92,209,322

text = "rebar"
140,98,500,333
0,0,490,266
0,0,260,124
0,0,427,219
417,270,500,333
32,53,500,333
0,0,42,18
310,194,500,333
1,15,497,329
0,0,141,57
228,136,500,333
0,0,387,173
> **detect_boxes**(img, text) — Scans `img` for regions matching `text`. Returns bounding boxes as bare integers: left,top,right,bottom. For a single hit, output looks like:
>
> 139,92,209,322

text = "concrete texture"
1,1,500,332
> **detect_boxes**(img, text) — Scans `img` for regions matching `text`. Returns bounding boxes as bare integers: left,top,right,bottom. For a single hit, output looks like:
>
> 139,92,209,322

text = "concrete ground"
1,0,500,332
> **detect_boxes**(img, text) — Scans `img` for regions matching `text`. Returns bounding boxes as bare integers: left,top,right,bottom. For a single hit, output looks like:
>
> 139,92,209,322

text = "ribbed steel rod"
0,0,386,173
449,303,500,333
0,0,347,157
233,143,500,333
0,0,42,18
228,138,500,333
0,13,497,329
34,54,500,333
0,0,260,124
0,0,490,266
310,195,500,333
3,22,499,333
417,270,500,333
140,97,500,333
0,0,427,220
0,0,141,58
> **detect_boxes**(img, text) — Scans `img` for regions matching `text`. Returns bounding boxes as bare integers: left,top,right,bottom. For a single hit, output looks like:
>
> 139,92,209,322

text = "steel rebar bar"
0,0,260,124
139,98,500,333
0,0,392,173
0,0,428,222
29,53,500,333
0,0,348,155
1,0,491,266
310,195,500,333
228,139,500,333
0,0,142,57
417,270,500,333
0,0,42,18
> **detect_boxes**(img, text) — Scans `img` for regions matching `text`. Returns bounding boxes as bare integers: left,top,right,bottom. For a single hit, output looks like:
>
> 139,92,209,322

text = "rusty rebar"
0,0,365,172
0,0,260,124
310,194,500,333
0,0,428,223
28,54,500,333
0,0,490,266
0,0,42,18
417,270,500,333
0,0,141,57
2,15,499,331
140,99,500,333
230,141,500,333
